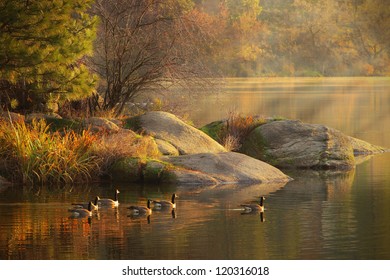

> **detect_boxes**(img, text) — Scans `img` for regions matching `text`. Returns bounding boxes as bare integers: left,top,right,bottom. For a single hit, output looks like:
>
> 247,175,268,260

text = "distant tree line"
1,0,389,115
201,0,390,77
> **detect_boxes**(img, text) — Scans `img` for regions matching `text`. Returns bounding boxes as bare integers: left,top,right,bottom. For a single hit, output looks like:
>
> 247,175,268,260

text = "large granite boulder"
241,120,355,170
154,139,180,156
108,157,219,186
108,152,290,186
164,168,219,186
163,152,291,185
125,111,226,155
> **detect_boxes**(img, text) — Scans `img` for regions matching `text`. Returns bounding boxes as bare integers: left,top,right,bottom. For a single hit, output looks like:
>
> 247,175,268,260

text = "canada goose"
152,193,178,209
127,199,152,216
241,196,265,213
72,196,100,210
98,189,120,207
69,201,93,218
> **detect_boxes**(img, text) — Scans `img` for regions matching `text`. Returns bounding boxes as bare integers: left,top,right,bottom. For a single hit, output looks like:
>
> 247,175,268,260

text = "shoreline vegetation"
0,110,387,189
1,1,389,190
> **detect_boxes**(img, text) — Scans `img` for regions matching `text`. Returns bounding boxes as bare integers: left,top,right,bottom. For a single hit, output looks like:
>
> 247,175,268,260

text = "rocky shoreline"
0,111,387,188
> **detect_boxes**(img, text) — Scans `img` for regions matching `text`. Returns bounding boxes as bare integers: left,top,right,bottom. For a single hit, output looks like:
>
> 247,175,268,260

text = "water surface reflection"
1,154,389,260
1,77,389,259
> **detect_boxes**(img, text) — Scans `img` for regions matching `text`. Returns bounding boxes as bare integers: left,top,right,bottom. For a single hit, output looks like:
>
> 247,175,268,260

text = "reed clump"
219,111,266,151
0,119,100,185
91,130,161,175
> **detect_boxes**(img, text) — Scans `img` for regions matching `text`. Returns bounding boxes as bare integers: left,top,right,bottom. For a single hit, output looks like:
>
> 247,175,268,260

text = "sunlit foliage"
199,0,390,76
0,118,100,185
0,0,98,112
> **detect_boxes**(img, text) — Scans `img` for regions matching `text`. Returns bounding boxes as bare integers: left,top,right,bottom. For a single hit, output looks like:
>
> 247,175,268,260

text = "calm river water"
0,77,389,260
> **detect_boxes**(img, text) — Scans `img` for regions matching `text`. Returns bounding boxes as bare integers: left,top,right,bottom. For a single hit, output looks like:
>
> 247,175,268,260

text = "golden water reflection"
189,77,390,148
1,155,390,260
1,77,390,259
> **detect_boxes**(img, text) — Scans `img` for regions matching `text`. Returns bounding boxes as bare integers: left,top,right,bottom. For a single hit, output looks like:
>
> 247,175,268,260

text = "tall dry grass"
219,111,266,151
91,130,161,175
0,119,100,185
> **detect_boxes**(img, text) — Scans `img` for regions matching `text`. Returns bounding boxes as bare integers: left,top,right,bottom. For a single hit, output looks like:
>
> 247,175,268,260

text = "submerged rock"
125,111,226,155
241,120,355,170
348,136,387,155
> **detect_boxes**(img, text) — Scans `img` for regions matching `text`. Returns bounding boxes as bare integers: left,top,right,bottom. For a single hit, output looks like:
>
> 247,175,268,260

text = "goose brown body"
128,200,152,215
69,201,93,217
98,189,120,207
241,196,265,213
152,193,178,209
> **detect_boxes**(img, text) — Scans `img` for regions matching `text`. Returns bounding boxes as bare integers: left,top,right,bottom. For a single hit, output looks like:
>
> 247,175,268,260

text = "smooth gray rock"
154,139,180,156
164,152,291,185
137,111,226,155
164,168,219,186
241,120,355,169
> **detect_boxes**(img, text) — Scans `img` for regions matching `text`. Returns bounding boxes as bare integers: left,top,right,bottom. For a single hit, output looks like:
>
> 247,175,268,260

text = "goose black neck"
259,197,264,207
171,193,176,204
147,200,151,209
114,191,119,201
88,202,92,211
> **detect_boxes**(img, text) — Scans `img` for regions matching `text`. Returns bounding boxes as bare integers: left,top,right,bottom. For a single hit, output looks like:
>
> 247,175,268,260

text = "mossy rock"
199,120,225,141
123,116,142,131
109,157,142,183
142,160,169,183
240,128,267,159
46,118,82,132
24,113,83,132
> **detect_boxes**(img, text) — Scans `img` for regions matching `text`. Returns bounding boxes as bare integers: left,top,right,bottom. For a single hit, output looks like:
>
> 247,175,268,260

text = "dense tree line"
0,0,389,115
203,0,390,76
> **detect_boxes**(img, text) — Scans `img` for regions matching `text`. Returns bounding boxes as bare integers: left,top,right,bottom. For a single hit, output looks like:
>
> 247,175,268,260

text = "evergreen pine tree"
0,0,97,112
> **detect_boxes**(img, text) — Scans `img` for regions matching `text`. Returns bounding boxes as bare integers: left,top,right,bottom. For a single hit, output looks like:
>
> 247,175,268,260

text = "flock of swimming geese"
68,189,266,220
